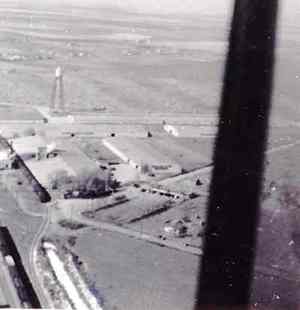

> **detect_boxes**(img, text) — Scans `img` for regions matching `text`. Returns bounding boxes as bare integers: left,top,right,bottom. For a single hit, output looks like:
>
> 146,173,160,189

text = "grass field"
0,3,298,125
72,229,199,310
0,104,44,121
0,3,226,115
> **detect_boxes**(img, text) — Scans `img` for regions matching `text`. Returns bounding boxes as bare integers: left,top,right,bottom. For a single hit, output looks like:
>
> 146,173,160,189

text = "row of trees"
47,168,119,197
12,127,36,138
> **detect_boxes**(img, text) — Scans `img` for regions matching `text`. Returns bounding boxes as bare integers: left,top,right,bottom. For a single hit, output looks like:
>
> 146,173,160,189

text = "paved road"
34,106,217,126
23,203,62,308
28,203,52,309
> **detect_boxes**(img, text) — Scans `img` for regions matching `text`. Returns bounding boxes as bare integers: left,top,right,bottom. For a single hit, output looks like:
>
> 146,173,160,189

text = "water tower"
50,66,65,114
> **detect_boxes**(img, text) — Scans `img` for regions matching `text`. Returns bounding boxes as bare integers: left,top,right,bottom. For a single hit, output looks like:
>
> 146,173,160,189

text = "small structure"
163,124,179,137
164,220,188,238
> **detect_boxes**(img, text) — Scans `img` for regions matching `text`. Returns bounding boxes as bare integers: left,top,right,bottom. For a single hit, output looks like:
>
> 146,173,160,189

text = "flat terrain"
0,3,298,125
0,103,43,121
0,2,300,310
0,4,226,115
72,229,199,310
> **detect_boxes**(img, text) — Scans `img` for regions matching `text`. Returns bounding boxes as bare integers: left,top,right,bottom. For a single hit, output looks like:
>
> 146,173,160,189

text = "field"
0,3,298,126
0,104,43,121
264,143,300,186
0,3,227,116
71,229,199,310
128,196,207,248
81,186,181,225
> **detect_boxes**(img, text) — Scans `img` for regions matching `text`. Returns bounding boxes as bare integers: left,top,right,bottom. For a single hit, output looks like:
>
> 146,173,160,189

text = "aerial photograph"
0,0,299,309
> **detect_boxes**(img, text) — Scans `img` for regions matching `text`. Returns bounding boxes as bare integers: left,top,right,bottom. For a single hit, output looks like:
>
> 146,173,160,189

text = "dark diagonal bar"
195,0,279,308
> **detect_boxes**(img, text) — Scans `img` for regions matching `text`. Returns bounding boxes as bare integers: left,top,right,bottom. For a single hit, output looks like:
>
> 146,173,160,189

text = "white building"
9,135,57,161
164,124,217,138
102,138,181,176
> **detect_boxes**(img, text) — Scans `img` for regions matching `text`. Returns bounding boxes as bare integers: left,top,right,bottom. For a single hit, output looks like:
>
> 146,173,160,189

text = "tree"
71,168,108,196
48,169,72,190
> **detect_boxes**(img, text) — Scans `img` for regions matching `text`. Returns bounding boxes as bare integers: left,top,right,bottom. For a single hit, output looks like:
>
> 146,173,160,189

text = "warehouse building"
9,135,57,161
102,138,182,177
163,124,217,138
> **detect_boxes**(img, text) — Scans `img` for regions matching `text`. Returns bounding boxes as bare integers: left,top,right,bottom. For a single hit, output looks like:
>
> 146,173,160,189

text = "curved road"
28,202,53,308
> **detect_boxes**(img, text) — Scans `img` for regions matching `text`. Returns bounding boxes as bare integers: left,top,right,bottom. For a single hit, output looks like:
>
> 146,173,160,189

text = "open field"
129,196,207,248
267,125,300,150
72,229,199,310
0,3,298,125
264,143,300,185
0,103,44,121
0,3,226,115
81,189,181,225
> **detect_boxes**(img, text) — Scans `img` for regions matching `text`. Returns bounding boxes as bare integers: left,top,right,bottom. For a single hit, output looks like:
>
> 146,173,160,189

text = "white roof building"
164,124,217,138
9,135,56,160
0,150,10,161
